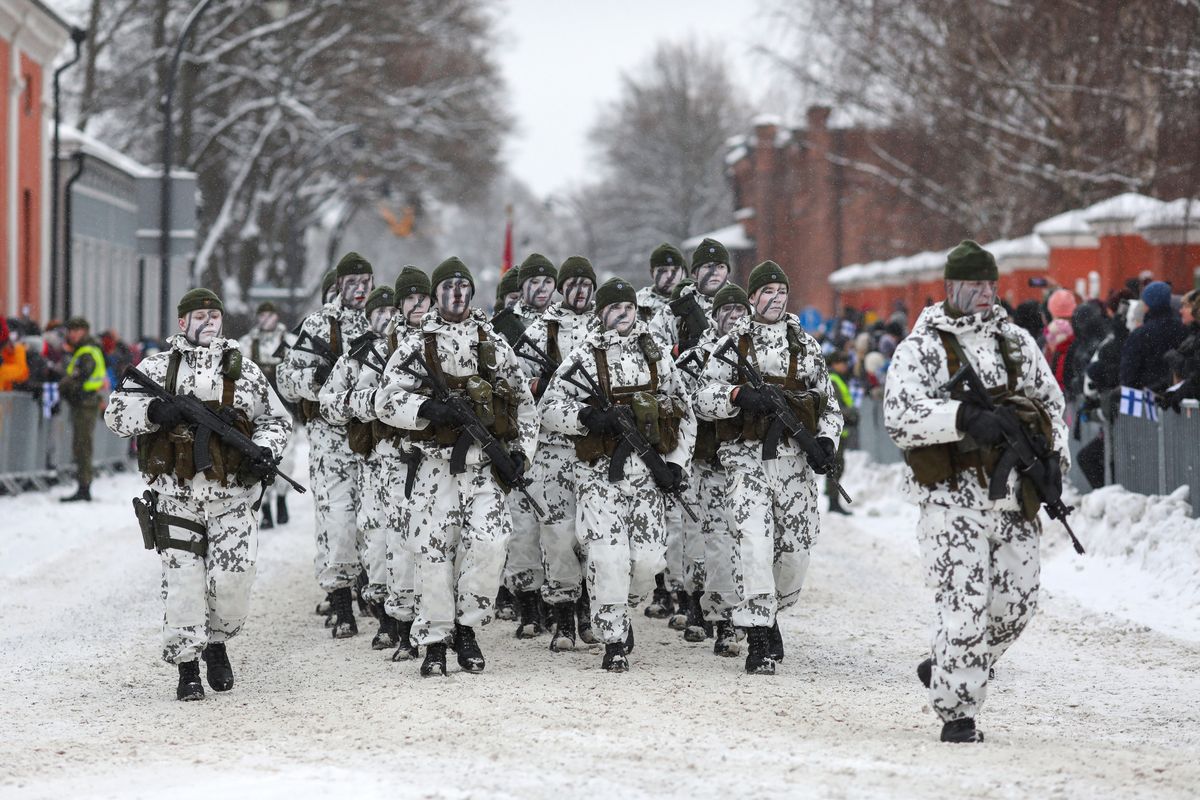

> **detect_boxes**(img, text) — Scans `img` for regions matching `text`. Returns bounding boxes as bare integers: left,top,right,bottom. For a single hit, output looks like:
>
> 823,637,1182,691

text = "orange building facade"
0,0,69,322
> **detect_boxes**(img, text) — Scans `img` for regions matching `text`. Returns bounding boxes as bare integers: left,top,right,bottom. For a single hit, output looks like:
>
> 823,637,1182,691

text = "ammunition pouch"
573,392,682,465
347,419,376,457
731,388,825,444
136,400,257,487
297,398,322,424
133,490,208,557
694,420,720,463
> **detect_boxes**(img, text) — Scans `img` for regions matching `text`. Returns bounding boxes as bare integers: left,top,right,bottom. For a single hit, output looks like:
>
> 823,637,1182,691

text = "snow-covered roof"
734,207,755,221
1033,208,1099,248
1081,192,1166,235
682,222,754,253
1134,198,1200,245
989,234,1049,271
752,114,783,128
725,142,750,166
57,125,197,180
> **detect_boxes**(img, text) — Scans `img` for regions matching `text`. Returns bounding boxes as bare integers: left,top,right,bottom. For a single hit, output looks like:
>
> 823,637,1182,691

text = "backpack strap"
546,321,562,366
164,350,183,394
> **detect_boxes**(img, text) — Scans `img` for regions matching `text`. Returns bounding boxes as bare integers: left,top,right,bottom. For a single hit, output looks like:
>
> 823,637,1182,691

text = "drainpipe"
62,152,85,317
50,26,87,318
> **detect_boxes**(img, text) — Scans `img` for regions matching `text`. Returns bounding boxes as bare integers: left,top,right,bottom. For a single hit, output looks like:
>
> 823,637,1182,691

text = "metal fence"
0,391,131,494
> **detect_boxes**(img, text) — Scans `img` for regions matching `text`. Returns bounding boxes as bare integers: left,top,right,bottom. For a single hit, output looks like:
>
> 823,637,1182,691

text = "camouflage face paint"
501,291,521,310
601,301,637,336
652,264,684,294
401,293,431,327
340,274,374,310
256,311,279,331
561,276,594,313
750,282,788,324
693,262,729,296
437,277,474,322
369,306,398,334
522,275,555,311
179,309,223,346
716,303,748,335
945,280,997,318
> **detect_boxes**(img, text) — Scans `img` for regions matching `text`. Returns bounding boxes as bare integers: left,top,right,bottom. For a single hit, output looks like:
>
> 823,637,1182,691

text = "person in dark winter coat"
1012,300,1046,348
1065,301,1108,401
1119,281,1186,392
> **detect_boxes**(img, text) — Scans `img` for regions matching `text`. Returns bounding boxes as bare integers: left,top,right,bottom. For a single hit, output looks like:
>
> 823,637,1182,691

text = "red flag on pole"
501,204,514,273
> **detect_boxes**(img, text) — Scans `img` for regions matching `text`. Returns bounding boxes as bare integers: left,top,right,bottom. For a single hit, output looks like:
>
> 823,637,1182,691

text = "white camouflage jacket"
884,302,1069,510
516,302,599,448
693,315,844,458
237,323,294,370
648,283,713,350
276,298,369,418
513,300,545,327
636,285,671,322
540,319,697,473
348,319,421,459
374,307,539,465
105,335,292,502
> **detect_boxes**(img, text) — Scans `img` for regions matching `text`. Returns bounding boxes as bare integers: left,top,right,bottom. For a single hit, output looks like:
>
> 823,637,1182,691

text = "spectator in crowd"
1119,280,1186,393
1065,301,1109,401
1012,300,1046,348
0,317,30,391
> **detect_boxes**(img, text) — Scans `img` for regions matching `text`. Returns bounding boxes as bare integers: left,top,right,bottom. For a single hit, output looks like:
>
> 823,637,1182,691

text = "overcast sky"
496,0,768,198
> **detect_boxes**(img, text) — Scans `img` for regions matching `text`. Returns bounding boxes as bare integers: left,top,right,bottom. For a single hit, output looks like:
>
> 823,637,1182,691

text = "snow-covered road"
2,453,1199,799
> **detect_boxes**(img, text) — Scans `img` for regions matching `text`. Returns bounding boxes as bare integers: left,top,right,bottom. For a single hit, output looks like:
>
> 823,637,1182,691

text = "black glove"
247,445,277,482
808,436,838,475
147,398,183,428
655,462,686,493
501,448,528,485
580,405,620,435
732,385,773,414
956,402,1006,446
418,398,459,426
314,364,331,385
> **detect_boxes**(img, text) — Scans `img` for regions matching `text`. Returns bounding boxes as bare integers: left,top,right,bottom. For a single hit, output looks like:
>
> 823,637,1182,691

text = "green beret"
671,278,696,302
365,286,395,316
596,277,637,313
517,253,557,286
650,243,684,270
944,240,998,281
394,266,431,300
177,288,224,318
430,256,475,292
64,316,90,331
255,301,278,315
321,269,337,297
691,238,730,271
558,255,596,286
747,260,789,297
335,251,374,277
711,283,751,314
496,267,521,301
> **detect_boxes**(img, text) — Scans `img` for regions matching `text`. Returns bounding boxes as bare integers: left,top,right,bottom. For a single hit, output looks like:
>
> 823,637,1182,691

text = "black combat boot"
515,591,544,638
276,495,289,525
644,573,673,619
329,586,358,639
667,590,690,630
713,620,740,657
625,622,635,655
371,609,399,651
176,659,204,701
577,587,598,645
391,620,419,661
495,586,517,621
767,620,785,662
201,642,234,691
744,626,777,675
354,570,370,615
940,718,984,743
453,623,486,673
827,494,851,516
260,503,274,530
918,657,933,688
315,592,333,616
683,591,710,642
602,642,628,673
550,603,576,652
60,483,91,503
421,642,448,677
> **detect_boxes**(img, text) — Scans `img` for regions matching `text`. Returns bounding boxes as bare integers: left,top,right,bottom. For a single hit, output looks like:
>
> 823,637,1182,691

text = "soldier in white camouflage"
636,242,685,324
238,301,297,529
512,252,557,326
375,257,539,677
511,255,599,650
277,252,373,638
105,288,292,701
319,284,397,649
540,277,696,672
675,283,752,656
884,240,1068,744
694,261,843,676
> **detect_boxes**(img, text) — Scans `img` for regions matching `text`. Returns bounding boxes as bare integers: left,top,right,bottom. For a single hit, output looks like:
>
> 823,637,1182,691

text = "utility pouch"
491,377,520,442
694,420,719,462
904,445,958,487
171,427,198,482
655,395,684,455
298,398,321,424
783,389,824,435
631,391,662,447
347,419,376,456
467,376,496,428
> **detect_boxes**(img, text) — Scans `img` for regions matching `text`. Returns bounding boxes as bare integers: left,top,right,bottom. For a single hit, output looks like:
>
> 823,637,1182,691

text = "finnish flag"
1118,386,1158,420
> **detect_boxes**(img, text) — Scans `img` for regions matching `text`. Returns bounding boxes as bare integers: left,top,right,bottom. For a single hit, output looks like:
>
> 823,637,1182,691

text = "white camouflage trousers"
356,448,394,605
157,491,259,665
409,458,512,645
576,462,667,644
307,419,362,592
918,503,1040,722
697,461,738,621
724,447,819,629
534,441,583,604
383,453,418,622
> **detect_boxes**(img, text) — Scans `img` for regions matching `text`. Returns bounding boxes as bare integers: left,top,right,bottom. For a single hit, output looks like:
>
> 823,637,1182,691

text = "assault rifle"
347,332,386,376
292,329,337,372
396,350,545,519
712,338,853,506
668,291,710,352
943,349,1085,555
514,333,558,399
118,366,307,493
559,361,700,522
675,347,707,382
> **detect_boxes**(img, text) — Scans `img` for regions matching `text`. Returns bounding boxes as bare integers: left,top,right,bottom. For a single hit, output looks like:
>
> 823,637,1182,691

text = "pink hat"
1045,318,1073,348
1047,289,1077,320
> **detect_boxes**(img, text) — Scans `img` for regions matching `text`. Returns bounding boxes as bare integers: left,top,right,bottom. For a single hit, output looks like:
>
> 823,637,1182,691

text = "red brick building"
711,106,964,315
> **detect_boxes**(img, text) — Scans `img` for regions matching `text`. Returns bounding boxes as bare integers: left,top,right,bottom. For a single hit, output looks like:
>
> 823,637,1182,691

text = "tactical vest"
718,328,825,446
136,347,258,487
298,317,342,424
574,333,686,464
407,325,520,446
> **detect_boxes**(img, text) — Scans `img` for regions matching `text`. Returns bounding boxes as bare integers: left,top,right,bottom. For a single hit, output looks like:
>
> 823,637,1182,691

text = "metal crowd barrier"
852,395,903,466
0,391,132,495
